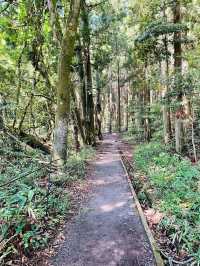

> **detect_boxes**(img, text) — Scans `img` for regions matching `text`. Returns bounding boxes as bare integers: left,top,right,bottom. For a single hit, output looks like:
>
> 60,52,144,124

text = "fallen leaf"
144,208,164,228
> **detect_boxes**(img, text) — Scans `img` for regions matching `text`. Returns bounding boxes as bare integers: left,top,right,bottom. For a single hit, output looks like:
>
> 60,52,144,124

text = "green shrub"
134,141,200,262
0,144,94,263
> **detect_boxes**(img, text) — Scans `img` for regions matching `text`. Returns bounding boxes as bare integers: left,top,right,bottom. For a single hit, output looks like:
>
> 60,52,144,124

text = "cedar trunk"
95,70,103,140
173,0,184,153
81,4,95,145
117,60,121,132
163,35,172,144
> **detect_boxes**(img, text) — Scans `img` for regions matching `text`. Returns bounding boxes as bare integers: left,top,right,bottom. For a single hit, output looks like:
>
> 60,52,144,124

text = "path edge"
120,158,164,266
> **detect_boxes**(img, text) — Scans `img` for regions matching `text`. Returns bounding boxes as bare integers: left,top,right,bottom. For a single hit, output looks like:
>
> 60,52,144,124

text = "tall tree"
173,0,184,153
53,0,81,164
162,3,172,144
95,69,103,140
80,2,96,145
117,58,121,132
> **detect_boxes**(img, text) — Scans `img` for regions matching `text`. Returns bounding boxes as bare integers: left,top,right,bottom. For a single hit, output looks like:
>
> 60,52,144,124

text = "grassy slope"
133,141,200,263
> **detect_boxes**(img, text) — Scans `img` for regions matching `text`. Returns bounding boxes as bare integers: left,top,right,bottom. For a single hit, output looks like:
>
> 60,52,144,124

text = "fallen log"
4,130,35,153
19,131,51,154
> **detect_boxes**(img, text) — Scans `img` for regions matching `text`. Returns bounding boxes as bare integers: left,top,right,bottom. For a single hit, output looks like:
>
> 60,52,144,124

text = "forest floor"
51,134,156,266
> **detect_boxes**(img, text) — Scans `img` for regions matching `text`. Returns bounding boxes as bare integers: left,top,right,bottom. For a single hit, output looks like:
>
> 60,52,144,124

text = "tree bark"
53,0,81,165
191,109,197,162
173,0,184,153
13,44,26,129
143,87,151,142
47,0,63,45
71,88,86,143
18,94,33,132
163,35,172,144
72,112,80,152
143,64,151,142
0,94,4,131
81,4,95,145
117,60,121,132
125,83,129,131
95,70,103,140
76,39,87,119
108,69,113,133
135,91,143,134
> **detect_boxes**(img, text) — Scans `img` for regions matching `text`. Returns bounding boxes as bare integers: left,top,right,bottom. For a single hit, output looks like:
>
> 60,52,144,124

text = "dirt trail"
52,134,156,266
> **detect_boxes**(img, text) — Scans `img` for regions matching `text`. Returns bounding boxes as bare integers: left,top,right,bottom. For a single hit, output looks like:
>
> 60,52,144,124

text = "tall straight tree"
81,2,96,145
117,58,121,132
162,4,172,144
53,0,81,165
173,0,184,153
95,69,103,140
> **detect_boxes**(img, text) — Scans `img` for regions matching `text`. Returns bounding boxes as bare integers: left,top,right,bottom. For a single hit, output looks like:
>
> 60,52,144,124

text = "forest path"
52,134,156,266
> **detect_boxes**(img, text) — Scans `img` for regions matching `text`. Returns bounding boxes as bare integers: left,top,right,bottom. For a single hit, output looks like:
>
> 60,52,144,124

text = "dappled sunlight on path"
52,134,156,266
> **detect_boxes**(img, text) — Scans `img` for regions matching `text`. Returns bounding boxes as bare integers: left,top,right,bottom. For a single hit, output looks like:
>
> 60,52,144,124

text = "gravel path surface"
52,134,156,266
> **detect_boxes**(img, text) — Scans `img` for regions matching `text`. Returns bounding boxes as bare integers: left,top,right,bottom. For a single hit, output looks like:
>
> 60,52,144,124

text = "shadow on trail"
52,134,156,266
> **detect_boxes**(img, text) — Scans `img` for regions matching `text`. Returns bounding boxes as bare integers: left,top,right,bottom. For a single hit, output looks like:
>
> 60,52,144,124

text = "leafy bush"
134,141,200,262
65,146,94,179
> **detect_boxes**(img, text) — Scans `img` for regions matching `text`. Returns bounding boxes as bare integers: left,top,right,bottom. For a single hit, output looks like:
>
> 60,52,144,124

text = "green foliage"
0,136,93,263
134,141,200,262
136,20,188,43
52,147,95,184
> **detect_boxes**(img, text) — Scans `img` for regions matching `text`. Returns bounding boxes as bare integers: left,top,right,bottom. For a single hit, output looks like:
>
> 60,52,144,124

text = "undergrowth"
134,141,200,264
0,134,94,265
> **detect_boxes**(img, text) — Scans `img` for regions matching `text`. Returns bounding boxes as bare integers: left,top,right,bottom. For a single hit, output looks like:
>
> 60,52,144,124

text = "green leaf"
28,190,34,202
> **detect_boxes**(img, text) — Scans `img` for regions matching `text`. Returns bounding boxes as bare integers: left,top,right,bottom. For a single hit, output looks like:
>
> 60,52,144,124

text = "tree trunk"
108,69,112,133
144,64,151,142
72,112,80,152
173,0,184,153
47,0,63,45
13,44,26,129
144,87,151,142
191,109,197,162
117,60,121,132
81,4,95,145
125,84,129,131
135,91,143,134
76,40,87,120
71,88,86,143
18,94,33,132
0,94,4,131
95,70,103,140
53,0,81,165
163,34,172,144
